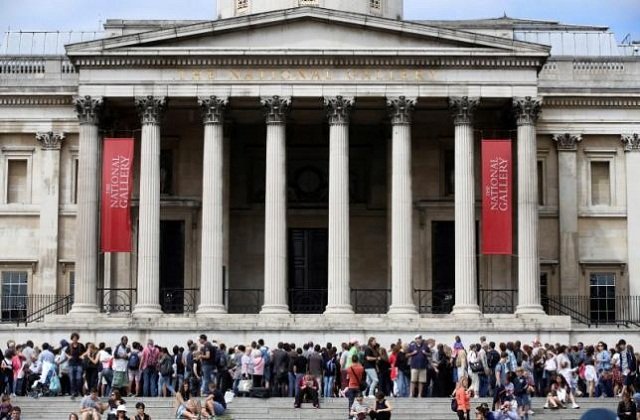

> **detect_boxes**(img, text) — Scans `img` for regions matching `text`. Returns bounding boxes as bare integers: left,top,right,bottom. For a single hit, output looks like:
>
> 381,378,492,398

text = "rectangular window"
589,272,615,323
7,159,28,203
537,160,545,206
1,271,28,322
72,157,79,204
444,149,454,196
590,161,611,206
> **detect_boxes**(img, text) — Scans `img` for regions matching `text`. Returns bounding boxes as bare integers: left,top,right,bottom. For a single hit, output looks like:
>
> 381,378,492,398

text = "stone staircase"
12,396,617,419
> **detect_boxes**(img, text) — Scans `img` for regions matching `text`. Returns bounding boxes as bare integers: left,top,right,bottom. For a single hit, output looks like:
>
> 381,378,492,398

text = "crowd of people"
0,333,637,419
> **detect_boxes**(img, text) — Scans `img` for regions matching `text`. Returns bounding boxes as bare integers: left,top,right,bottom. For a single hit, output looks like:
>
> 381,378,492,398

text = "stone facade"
0,1,638,338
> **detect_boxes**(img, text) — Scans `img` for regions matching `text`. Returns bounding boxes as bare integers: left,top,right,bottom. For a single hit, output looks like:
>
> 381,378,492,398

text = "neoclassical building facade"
0,0,639,340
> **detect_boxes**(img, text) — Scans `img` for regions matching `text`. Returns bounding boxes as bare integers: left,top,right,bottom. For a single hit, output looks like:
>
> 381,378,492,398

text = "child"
0,394,11,420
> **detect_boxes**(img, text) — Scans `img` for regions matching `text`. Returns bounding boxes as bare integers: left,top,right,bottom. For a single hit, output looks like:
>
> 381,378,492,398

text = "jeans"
479,374,489,398
365,368,379,397
323,375,334,398
397,370,409,398
158,374,175,396
69,365,83,396
288,372,296,397
201,364,216,396
142,367,158,397
174,373,184,392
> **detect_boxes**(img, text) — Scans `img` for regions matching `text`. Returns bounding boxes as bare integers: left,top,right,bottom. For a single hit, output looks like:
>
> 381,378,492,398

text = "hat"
116,405,127,412
414,334,422,340
349,337,359,344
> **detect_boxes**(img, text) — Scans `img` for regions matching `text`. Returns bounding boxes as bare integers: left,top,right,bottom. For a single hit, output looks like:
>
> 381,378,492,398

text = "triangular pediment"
66,7,549,60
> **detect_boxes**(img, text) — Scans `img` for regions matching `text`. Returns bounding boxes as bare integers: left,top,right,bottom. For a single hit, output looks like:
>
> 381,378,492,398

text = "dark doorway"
160,220,185,313
432,221,455,314
288,228,328,313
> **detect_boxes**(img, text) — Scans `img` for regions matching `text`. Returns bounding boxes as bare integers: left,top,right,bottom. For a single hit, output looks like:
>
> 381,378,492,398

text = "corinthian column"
513,97,545,315
622,133,640,296
69,96,102,315
449,97,481,316
197,96,228,315
260,96,291,314
553,133,582,296
133,96,166,316
324,96,354,314
387,96,418,315
36,131,65,296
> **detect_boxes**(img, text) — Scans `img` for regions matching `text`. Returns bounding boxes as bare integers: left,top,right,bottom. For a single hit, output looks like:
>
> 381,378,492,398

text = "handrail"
21,294,73,326
544,295,592,326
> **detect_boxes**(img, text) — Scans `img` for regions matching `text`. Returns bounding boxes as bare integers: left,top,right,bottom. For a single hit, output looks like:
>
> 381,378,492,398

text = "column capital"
73,95,103,125
35,131,65,150
387,96,416,125
261,95,291,124
513,96,542,126
198,96,228,125
622,133,640,152
135,96,166,125
449,96,479,126
325,96,354,125
553,133,582,151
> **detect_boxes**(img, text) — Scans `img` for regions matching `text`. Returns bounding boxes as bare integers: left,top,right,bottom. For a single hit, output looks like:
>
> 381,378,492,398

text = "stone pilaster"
387,96,418,315
197,96,228,315
513,97,545,315
622,133,640,296
69,96,102,314
133,96,166,316
553,133,582,295
260,96,291,314
324,96,354,314
35,131,65,296
449,97,481,316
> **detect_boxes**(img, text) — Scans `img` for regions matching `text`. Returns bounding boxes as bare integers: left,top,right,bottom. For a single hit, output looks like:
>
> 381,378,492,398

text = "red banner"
101,138,134,252
481,140,512,255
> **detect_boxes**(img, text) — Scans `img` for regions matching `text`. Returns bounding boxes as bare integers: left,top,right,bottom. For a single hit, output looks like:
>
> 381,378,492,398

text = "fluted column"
260,96,291,314
553,133,582,295
197,96,228,315
622,133,640,296
69,96,102,314
133,96,166,316
324,96,354,314
514,97,545,315
36,131,65,296
387,97,418,315
449,97,481,315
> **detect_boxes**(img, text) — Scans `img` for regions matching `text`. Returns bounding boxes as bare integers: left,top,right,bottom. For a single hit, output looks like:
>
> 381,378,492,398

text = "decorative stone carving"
553,133,582,151
135,96,166,125
622,134,640,152
325,96,354,125
387,96,416,125
261,96,291,124
35,131,65,150
449,96,479,126
198,96,228,125
73,95,103,125
513,96,542,126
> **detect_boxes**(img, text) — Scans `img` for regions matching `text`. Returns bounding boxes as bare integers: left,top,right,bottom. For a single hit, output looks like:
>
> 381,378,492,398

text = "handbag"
451,396,458,412
224,390,235,404
351,367,367,392
470,361,484,373
238,378,253,394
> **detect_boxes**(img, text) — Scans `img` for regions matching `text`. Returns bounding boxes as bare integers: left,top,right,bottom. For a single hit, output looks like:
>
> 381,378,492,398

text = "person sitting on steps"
294,373,320,409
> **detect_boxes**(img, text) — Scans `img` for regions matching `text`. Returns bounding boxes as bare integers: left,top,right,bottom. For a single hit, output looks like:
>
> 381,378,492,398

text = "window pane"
537,160,544,205
7,160,28,203
589,272,615,323
591,161,611,205
1,271,28,322
73,158,79,204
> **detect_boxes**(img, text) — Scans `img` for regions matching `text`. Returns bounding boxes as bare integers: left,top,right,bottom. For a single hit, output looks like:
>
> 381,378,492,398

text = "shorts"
516,394,530,408
410,368,427,383
112,371,129,389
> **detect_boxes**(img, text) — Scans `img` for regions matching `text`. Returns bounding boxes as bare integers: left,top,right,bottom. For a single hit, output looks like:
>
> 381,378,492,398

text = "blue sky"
0,0,638,41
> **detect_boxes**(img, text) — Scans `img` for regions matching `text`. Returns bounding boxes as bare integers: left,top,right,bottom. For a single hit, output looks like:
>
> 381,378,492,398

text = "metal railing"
160,288,199,314
224,288,263,314
414,289,455,314
22,294,73,326
545,295,640,327
351,288,390,314
98,288,137,313
0,294,73,325
288,288,327,314
480,289,518,314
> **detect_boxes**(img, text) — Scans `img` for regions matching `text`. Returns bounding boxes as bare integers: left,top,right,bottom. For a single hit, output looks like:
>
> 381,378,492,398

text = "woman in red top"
454,376,471,420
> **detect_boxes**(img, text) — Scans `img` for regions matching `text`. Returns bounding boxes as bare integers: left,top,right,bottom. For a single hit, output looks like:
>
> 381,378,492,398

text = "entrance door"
159,220,185,313
288,228,328,313
432,221,455,314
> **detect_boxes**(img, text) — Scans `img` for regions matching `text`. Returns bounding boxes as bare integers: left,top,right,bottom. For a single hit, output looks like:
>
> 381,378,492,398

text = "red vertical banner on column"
481,139,512,255
101,138,134,252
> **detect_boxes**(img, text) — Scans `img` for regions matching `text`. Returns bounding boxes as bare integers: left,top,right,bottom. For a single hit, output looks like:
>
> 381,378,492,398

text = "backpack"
260,347,271,366
159,356,173,376
215,349,227,371
325,357,336,375
627,351,637,373
128,352,140,370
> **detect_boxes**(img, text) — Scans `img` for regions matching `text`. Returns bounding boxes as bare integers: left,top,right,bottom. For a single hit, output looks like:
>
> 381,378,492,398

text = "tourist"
82,344,100,394
294,373,320,409
349,393,370,420
617,387,637,420
369,391,392,420
347,354,365,411
139,340,159,397
68,413,79,420
322,347,337,398
272,342,289,397
394,343,410,398
126,342,141,397
8,406,20,420
115,405,128,420
105,390,126,420
377,347,391,397
158,347,176,397
133,402,151,420
79,388,106,420
364,337,380,398
454,376,471,420
0,394,12,420
292,347,307,398
65,333,85,399
97,345,113,397
204,382,227,417
307,344,323,395
197,335,217,396
407,335,428,398
175,397,207,419
251,348,264,388
112,337,130,396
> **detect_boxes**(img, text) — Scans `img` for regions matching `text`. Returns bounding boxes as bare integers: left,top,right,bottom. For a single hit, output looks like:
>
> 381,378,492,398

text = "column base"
324,304,354,315
68,304,99,315
259,304,291,315
515,304,546,316
132,304,163,317
387,304,418,316
451,304,482,317
196,304,227,316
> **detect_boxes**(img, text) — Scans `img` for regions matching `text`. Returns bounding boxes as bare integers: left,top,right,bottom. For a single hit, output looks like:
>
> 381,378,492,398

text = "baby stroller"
29,361,60,398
